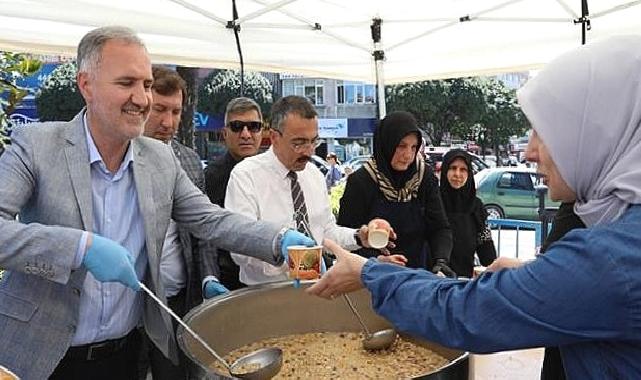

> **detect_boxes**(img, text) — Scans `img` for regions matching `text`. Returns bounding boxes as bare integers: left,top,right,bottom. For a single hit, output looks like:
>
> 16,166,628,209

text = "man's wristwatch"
353,225,366,247
274,227,290,263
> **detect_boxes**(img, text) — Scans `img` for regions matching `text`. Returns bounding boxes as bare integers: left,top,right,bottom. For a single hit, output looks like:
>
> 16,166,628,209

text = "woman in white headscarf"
307,35,641,379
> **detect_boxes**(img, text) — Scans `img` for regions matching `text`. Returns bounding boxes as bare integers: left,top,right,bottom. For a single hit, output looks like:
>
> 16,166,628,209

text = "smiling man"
0,26,314,380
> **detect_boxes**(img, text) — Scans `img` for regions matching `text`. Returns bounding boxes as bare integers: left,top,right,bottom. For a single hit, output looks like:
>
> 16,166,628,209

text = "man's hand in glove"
432,259,457,278
280,229,316,262
83,234,140,290
204,279,229,299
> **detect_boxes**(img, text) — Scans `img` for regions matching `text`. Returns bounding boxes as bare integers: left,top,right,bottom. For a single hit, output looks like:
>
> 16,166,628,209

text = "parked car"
343,155,371,173
475,168,560,220
425,148,489,175
482,156,498,168
310,155,331,175
468,152,490,174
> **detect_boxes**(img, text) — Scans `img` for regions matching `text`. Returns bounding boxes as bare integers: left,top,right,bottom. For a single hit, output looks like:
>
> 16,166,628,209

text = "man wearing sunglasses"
225,95,388,285
205,97,264,291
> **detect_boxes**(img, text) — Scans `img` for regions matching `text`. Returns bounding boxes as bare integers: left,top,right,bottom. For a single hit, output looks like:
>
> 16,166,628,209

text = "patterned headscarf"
518,35,641,226
365,111,425,202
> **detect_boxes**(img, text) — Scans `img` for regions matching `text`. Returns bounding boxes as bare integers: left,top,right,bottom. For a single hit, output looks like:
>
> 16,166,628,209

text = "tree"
0,52,42,149
197,69,273,118
176,67,198,148
35,62,85,122
385,77,527,153
475,78,529,158
385,78,486,146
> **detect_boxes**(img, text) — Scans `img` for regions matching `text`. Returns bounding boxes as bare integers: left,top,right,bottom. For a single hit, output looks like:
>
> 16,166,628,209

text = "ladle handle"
139,282,231,371
342,294,372,336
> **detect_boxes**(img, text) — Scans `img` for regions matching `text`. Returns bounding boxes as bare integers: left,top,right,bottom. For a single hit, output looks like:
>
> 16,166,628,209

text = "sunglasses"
227,120,263,133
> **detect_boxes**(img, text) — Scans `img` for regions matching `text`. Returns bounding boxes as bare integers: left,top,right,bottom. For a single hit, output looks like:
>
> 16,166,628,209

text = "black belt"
66,329,137,361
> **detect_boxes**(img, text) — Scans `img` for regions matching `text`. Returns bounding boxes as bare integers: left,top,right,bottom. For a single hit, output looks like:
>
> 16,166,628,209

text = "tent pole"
371,18,386,119
573,0,591,45
228,0,245,96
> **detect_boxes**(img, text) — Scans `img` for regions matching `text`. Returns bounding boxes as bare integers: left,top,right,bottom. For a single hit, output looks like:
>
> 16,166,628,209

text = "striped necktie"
287,171,313,238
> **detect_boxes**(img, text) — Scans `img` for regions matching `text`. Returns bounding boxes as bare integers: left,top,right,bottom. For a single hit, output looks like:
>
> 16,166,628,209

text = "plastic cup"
0,366,18,380
367,219,391,249
473,266,486,278
287,245,322,280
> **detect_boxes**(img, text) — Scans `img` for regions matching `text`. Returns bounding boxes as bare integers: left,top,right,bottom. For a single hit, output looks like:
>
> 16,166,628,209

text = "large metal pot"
177,281,468,379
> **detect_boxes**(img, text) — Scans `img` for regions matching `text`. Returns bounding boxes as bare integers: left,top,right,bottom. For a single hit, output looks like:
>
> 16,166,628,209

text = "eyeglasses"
274,130,322,152
227,120,263,133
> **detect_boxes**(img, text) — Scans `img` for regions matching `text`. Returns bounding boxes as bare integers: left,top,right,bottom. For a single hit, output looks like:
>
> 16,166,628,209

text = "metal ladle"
139,282,282,380
342,293,397,350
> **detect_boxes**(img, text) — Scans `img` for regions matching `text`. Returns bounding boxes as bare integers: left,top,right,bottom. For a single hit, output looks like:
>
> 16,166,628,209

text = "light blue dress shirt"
71,118,147,345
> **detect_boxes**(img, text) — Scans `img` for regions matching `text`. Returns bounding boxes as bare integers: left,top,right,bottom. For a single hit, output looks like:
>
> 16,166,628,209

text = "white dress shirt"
226,148,358,285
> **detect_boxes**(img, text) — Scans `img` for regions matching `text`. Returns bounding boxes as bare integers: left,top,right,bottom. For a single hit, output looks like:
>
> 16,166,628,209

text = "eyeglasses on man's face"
227,120,263,133
274,130,322,152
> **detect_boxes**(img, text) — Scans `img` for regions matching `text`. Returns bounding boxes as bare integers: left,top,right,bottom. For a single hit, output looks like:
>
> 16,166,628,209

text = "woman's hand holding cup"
363,218,395,249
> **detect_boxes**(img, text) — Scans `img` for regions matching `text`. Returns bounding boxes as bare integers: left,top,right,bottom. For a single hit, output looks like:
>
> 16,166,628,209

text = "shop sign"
318,118,348,138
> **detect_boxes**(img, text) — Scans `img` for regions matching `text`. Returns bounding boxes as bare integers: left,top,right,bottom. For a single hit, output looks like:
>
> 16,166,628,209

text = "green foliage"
35,62,85,122
197,69,273,117
0,52,43,148
329,182,346,217
477,78,529,152
386,78,486,146
385,77,526,150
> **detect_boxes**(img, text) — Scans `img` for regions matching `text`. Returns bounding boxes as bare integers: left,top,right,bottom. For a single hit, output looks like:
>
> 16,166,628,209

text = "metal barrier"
487,219,541,259
484,186,559,260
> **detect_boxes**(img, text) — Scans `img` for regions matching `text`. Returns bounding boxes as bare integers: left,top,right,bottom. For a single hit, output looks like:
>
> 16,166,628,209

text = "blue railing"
487,219,542,259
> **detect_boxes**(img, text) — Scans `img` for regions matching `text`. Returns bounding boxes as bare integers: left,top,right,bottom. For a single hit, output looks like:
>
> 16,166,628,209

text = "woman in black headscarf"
439,149,496,278
337,111,454,274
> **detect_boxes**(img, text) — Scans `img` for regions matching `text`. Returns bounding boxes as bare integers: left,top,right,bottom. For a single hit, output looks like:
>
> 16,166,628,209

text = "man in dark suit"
204,97,264,290
140,66,228,379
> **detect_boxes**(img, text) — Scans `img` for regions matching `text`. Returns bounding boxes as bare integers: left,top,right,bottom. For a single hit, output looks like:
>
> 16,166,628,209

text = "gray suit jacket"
0,112,282,380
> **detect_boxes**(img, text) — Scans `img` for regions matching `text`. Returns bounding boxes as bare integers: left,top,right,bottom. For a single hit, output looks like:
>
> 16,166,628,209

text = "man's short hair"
152,66,186,104
224,97,263,126
77,26,145,76
270,95,317,133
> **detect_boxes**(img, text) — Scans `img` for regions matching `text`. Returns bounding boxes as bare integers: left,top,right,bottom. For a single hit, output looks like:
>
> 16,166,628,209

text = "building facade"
280,75,377,162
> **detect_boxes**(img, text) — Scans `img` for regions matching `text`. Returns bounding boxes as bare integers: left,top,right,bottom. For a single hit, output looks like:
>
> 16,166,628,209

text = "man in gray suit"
0,26,312,380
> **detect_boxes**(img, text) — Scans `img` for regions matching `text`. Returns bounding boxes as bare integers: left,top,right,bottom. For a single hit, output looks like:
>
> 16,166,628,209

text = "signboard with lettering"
194,112,224,131
318,118,348,138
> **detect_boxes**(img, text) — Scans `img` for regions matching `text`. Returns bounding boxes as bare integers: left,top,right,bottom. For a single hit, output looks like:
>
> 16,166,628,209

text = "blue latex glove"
280,229,316,262
204,280,229,299
83,234,140,291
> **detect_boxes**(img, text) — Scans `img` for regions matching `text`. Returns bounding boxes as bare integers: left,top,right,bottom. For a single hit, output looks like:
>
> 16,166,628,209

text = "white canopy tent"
1,0,640,115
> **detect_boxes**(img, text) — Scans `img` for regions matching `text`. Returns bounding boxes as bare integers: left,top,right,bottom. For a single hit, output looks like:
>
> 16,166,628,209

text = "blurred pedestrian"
325,152,342,191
